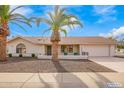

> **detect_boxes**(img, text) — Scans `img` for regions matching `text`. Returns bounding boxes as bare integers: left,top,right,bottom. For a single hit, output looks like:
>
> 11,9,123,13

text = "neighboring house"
7,36,117,59
118,41,124,46
117,40,124,53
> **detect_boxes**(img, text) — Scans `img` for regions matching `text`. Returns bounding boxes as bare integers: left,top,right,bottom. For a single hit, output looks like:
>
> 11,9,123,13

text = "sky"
8,5,124,39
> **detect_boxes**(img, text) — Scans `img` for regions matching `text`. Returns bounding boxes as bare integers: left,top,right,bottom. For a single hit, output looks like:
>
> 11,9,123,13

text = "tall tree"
35,6,83,62
0,5,32,61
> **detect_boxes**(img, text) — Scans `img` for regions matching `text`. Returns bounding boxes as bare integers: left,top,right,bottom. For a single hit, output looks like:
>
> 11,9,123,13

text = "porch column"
79,45,82,55
42,45,46,55
58,45,61,55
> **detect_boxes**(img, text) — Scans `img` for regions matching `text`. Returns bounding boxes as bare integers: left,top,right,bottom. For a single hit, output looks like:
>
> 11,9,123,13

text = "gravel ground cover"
0,57,115,73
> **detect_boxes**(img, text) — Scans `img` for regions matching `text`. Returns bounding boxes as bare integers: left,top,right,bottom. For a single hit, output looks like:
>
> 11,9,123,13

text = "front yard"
0,57,124,88
0,57,115,73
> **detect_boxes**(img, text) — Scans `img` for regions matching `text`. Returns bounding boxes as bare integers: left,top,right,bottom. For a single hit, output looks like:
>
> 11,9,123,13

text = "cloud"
97,16,116,23
99,26,124,38
10,5,33,16
93,5,116,15
93,5,116,23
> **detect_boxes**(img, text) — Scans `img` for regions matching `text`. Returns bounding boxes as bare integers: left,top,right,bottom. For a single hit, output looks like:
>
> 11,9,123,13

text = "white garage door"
83,45,109,56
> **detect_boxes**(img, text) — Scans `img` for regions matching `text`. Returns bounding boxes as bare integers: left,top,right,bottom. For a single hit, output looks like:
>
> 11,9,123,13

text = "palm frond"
28,17,38,22
36,18,42,27
61,20,83,28
10,13,29,22
35,17,53,27
10,18,24,20
10,21,27,32
69,21,83,27
66,15,78,20
48,12,55,23
10,19,32,27
0,5,10,20
60,28,67,36
41,27,52,36
59,8,67,16
55,6,59,16
9,6,24,14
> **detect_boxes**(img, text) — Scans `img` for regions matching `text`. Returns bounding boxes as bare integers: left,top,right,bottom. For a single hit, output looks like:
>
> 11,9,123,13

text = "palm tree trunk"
0,20,8,62
51,41,59,62
51,30,60,62
0,36,7,61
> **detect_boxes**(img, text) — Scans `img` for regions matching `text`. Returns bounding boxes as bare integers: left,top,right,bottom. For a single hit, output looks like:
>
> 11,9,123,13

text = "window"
16,43,26,54
68,45,73,53
61,45,66,53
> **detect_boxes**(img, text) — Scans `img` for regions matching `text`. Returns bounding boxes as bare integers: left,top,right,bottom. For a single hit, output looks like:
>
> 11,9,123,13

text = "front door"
46,45,51,55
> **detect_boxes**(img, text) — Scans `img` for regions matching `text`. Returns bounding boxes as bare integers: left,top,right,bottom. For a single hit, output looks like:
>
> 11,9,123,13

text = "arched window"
16,43,26,54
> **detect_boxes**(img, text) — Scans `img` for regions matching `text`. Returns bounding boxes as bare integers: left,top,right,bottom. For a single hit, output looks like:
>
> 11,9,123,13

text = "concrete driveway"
90,57,124,72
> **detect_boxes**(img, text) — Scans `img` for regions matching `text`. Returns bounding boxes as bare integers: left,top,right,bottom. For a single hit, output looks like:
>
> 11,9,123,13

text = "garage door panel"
83,45,109,56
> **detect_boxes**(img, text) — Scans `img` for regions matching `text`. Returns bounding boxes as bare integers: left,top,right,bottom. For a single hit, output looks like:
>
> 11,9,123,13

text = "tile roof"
8,36,117,45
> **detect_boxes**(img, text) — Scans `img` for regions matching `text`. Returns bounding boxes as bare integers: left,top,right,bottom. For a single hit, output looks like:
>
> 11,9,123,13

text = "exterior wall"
7,37,116,57
7,38,45,57
80,44,115,57
110,45,115,56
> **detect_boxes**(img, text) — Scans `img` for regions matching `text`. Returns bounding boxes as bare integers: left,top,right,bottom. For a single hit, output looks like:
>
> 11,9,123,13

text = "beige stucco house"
7,36,117,59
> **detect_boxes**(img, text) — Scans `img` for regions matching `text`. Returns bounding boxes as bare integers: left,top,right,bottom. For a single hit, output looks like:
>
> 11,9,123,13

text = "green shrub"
117,45,124,49
32,54,35,57
64,52,68,55
8,54,12,57
19,54,22,57
74,52,78,55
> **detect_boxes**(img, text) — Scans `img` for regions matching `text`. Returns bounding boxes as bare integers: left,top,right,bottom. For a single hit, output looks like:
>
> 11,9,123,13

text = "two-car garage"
81,44,115,57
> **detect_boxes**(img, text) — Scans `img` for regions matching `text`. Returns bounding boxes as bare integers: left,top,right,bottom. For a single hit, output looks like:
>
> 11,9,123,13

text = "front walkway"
0,57,124,88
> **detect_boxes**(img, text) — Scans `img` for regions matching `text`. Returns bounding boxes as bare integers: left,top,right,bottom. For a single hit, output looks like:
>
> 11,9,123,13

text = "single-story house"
7,36,117,59
118,41,124,46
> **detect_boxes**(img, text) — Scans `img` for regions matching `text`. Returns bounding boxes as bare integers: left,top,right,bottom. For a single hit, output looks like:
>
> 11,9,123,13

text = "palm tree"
0,5,32,61
35,6,83,62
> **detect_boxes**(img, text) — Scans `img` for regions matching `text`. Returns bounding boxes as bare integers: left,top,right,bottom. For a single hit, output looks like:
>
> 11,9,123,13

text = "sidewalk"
0,72,123,88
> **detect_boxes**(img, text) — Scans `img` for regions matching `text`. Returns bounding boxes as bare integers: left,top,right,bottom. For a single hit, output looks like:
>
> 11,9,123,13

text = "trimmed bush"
74,52,79,55
32,54,35,57
64,52,68,55
117,45,124,49
19,54,22,57
8,54,12,57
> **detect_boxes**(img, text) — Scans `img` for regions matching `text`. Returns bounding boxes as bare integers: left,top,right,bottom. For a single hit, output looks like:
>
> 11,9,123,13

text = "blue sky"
9,5,124,39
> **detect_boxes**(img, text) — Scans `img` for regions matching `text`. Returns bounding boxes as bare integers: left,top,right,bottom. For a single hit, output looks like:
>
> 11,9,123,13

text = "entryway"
46,45,52,55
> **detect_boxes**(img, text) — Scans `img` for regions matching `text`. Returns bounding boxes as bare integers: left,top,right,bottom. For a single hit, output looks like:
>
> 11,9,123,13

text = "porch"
44,45,81,55
7,44,89,59
38,45,88,59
